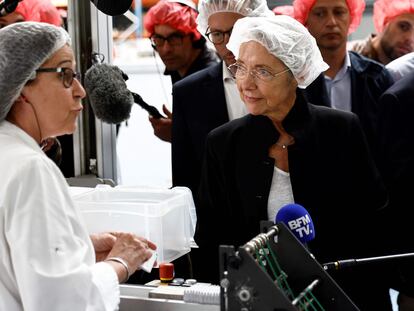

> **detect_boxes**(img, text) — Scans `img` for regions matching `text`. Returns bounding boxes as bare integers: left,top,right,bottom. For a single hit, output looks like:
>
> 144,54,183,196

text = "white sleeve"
90,262,120,311
5,157,120,311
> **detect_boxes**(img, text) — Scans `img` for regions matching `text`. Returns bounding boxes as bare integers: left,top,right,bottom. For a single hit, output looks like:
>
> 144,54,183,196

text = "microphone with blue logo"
275,204,414,270
275,203,315,244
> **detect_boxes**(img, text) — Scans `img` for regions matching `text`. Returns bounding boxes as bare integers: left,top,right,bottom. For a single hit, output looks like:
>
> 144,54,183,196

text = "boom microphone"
84,63,164,124
275,204,315,244
90,0,133,16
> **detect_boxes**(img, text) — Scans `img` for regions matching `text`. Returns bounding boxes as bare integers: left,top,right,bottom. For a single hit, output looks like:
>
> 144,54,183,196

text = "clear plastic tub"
72,186,197,265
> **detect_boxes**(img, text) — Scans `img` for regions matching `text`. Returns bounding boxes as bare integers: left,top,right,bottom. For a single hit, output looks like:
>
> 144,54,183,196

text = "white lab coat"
0,121,120,311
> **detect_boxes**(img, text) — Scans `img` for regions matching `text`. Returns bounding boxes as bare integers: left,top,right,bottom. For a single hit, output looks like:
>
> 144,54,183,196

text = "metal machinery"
117,221,359,311
119,284,220,311
219,221,359,311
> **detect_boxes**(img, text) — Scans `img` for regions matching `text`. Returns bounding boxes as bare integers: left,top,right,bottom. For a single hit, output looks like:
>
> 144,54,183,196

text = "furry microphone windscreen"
84,63,134,124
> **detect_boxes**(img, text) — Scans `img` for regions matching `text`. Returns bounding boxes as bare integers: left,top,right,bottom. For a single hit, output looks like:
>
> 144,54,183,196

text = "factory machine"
117,221,359,311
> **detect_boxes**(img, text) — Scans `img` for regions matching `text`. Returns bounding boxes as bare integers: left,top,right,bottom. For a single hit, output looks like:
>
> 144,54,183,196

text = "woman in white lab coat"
0,22,156,310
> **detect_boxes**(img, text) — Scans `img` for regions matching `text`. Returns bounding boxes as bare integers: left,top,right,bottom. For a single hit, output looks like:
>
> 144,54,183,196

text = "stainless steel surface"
119,285,220,311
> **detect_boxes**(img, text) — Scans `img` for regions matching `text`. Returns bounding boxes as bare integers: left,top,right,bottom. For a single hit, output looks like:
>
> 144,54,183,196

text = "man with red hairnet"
0,0,62,28
293,0,393,155
143,0,219,142
293,0,395,309
349,0,414,65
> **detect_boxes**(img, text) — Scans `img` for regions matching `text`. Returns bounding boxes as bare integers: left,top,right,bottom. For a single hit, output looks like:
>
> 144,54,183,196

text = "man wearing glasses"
143,0,219,142
293,0,394,154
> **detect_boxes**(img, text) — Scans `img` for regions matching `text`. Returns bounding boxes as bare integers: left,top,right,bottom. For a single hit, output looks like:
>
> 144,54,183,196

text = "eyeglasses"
228,63,290,82
35,67,81,88
205,28,232,44
150,33,185,48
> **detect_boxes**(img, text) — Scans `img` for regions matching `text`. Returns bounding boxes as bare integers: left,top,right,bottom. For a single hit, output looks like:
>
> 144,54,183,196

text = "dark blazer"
196,91,390,310
172,62,229,195
377,72,414,297
378,71,414,216
304,51,394,153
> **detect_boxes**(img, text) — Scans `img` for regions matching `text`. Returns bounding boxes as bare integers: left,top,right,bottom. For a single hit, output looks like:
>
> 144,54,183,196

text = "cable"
152,49,171,106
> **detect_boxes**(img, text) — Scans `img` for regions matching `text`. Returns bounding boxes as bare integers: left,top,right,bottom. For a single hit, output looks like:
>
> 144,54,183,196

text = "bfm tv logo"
287,214,313,238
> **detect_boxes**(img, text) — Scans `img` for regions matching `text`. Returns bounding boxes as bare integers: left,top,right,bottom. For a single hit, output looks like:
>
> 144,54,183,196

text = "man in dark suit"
172,64,229,194
377,72,414,310
143,0,219,142
304,51,393,153
172,0,273,196
293,0,394,153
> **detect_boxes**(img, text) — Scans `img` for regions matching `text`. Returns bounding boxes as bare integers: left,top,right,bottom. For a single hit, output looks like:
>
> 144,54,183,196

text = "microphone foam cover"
275,204,315,243
84,63,134,124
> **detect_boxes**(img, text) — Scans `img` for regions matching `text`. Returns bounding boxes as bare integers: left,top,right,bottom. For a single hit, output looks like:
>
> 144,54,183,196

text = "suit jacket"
377,72,414,296
196,91,390,309
304,51,394,154
172,62,229,195
378,71,414,211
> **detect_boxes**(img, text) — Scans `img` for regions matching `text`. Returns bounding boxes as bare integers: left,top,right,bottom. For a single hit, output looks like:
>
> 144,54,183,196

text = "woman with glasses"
0,22,156,311
0,0,70,173
171,0,273,202
195,16,388,306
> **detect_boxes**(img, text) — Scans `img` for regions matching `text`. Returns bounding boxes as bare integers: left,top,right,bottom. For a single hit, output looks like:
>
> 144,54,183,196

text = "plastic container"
72,186,197,265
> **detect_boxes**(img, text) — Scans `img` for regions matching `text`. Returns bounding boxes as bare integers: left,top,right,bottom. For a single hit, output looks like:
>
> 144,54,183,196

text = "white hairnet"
227,15,329,88
197,0,274,37
0,22,70,121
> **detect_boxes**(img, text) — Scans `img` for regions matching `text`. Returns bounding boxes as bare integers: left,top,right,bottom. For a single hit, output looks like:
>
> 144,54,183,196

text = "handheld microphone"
275,204,315,244
90,0,133,16
132,93,164,119
0,0,21,17
84,63,165,124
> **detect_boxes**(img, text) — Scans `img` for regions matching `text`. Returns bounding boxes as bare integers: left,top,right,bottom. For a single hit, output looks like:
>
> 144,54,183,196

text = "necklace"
275,137,295,149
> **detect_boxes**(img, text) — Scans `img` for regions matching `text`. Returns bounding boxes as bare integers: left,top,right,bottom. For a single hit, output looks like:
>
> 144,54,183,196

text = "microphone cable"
151,48,172,108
